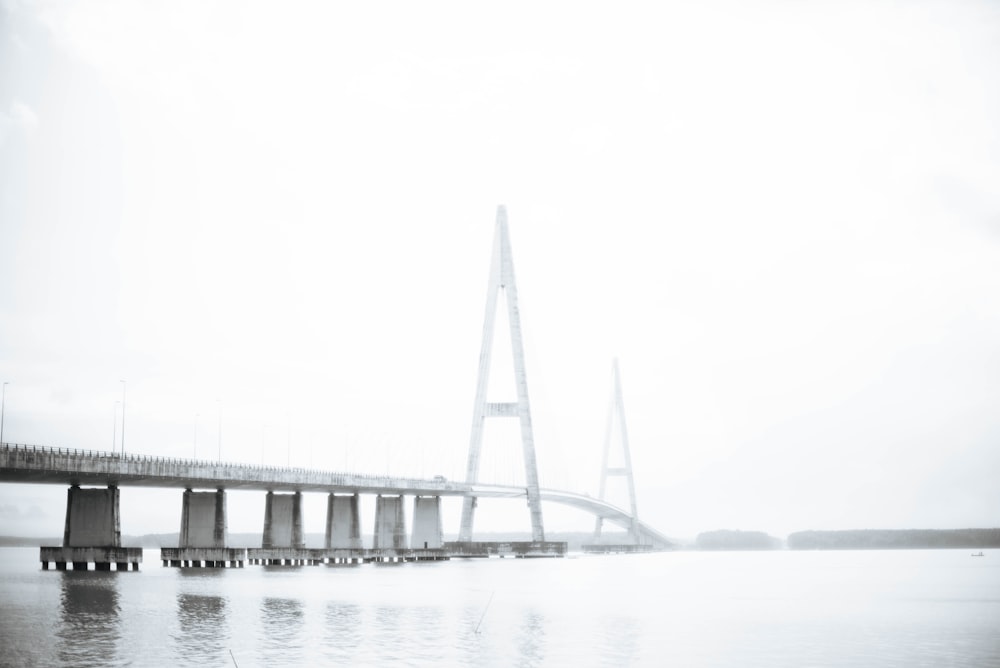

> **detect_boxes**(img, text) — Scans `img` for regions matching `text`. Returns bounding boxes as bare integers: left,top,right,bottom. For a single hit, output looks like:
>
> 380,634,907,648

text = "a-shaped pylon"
594,358,642,544
459,205,545,542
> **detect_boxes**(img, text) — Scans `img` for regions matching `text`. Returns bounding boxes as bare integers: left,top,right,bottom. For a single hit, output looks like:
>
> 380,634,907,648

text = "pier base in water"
160,547,246,568
40,546,142,571
444,541,567,558
244,547,452,565
581,544,656,554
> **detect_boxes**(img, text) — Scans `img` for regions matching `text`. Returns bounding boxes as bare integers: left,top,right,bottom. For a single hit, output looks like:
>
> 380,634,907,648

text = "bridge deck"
1,443,671,548
0,442,505,496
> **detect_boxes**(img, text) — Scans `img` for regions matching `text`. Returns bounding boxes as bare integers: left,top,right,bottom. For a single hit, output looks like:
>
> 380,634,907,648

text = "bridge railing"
0,441,439,487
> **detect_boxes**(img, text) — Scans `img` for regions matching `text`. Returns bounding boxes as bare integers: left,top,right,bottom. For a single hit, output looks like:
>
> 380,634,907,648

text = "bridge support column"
248,491,312,566
167,489,244,568
324,493,362,549
39,485,142,571
262,491,304,548
65,484,120,547
411,496,443,549
373,495,407,550
180,489,227,547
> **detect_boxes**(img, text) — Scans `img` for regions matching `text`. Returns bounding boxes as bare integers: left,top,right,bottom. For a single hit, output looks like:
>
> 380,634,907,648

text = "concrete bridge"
0,207,673,570
1,442,669,569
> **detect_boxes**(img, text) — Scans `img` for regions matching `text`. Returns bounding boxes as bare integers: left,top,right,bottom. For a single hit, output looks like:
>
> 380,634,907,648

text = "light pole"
194,413,200,460
1,382,8,445
119,380,127,458
112,400,120,453
217,398,222,462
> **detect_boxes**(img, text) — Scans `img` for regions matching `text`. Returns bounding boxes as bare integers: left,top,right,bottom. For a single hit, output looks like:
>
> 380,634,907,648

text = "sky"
1,0,999,541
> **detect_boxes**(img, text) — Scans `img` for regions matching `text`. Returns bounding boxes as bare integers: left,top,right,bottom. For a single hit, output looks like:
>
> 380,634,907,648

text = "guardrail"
0,443,533,499
0,441,437,487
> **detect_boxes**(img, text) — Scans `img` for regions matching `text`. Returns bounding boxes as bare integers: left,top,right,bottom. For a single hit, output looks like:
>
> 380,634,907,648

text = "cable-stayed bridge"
0,206,670,569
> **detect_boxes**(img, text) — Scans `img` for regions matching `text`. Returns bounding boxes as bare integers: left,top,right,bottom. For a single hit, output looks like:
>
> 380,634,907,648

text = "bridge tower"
459,206,545,542
594,358,642,544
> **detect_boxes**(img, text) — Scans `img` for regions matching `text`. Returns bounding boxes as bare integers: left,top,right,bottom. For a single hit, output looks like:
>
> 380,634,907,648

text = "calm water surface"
0,547,998,666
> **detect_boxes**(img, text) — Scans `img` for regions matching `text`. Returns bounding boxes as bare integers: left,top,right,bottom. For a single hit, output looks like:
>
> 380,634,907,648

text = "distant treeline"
788,529,1000,550
695,530,782,550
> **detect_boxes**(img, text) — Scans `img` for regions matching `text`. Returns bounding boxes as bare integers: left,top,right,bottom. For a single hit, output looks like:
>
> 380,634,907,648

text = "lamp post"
119,380,127,458
1,382,8,445
194,413,200,460
217,398,222,462
112,400,120,453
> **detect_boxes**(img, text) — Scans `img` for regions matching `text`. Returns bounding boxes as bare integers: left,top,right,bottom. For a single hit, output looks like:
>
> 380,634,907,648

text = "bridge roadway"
0,442,671,547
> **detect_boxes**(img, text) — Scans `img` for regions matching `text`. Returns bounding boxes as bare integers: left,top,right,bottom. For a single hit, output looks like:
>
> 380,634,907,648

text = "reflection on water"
411,605,445,655
260,598,305,665
323,601,447,664
517,610,547,666
597,614,641,665
457,602,486,665
57,571,120,666
323,602,362,658
372,605,406,661
174,592,229,666
2,548,998,667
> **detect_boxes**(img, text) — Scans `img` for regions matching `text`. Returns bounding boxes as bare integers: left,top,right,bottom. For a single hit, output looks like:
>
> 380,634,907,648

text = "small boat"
972,552,985,557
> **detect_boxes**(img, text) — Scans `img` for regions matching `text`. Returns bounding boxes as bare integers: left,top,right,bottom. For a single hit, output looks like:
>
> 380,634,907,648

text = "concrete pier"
41,546,142,571
170,489,242,567
179,489,227,547
362,548,450,563
373,495,407,550
64,485,121,546
444,541,567,558
247,546,320,566
262,491,304,548
325,493,362,549
582,543,655,554
252,491,312,565
160,547,246,568
39,485,142,571
243,547,452,565
411,496,443,549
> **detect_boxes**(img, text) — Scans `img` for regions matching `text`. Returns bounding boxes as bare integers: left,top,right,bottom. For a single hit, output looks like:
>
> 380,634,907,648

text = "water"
1,547,998,667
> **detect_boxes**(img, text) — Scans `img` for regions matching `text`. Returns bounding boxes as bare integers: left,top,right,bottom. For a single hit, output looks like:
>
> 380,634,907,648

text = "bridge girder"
1,443,670,547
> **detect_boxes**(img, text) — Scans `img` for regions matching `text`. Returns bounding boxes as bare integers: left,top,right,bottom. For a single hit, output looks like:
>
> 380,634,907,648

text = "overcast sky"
2,0,999,541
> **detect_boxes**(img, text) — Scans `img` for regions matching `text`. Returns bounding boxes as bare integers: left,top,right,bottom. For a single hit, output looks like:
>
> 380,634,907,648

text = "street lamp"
194,413,200,460
1,382,8,445
112,400,120,453
119,380,127,457
217,398,222,462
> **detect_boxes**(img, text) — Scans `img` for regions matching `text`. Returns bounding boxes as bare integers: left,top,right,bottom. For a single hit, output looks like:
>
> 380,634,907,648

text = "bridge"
0,206,671,570
0,442,670,568
0,444,671,540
